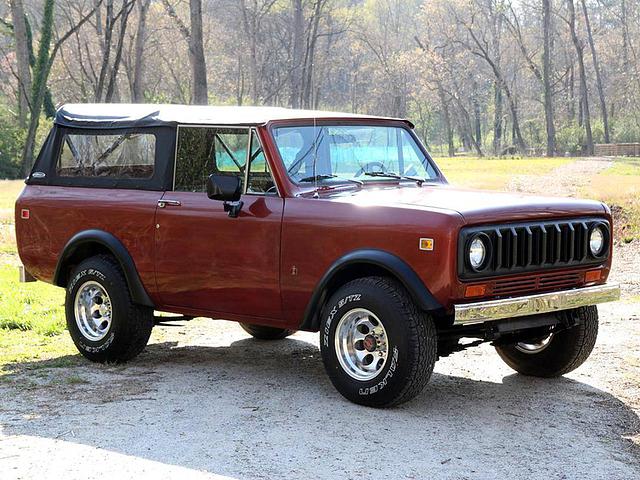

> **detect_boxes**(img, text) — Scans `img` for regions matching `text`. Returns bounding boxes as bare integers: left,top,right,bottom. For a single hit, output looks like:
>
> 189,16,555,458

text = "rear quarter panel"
15,185,159,300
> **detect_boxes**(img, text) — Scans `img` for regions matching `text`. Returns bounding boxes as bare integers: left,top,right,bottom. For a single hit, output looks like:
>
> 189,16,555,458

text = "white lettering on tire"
323,293,362,347
358,346,399,396
69,268,106,291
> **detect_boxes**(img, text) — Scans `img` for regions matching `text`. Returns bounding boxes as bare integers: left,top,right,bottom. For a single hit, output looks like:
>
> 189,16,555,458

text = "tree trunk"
131,0,150,102
580,0,610,143
105,0,134,102
95,0,115,101
542,0,556,156
289,0,304,108
301,0,325,109
21,0,54,175
567,0,593,155
437,85,455,157
9,0,31,127
189,0,207,104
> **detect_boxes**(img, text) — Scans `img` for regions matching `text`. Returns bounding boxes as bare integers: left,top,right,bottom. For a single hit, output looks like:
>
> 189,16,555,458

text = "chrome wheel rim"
334,308,388,381
74,281,113,341
515,333,553,354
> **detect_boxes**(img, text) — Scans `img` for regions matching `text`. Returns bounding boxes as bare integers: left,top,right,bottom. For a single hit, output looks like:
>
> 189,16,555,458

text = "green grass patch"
603,157,640,176
0,330,78,372
0,264,66,335
435,156,572,190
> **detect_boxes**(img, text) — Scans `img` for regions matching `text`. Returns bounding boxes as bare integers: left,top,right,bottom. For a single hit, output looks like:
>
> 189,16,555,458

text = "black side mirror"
206,174,243,217
206,174,242,201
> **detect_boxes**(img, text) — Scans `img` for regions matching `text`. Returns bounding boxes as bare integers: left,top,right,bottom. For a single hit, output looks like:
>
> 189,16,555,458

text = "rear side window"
174,126,248,192
58,133,156,179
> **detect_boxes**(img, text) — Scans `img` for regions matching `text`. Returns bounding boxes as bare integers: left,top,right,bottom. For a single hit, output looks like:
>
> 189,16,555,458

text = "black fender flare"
298,249,443,331
53,229,154,307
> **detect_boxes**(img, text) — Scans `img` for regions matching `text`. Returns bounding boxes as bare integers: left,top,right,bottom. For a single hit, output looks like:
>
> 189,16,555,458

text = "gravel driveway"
1,300,639,479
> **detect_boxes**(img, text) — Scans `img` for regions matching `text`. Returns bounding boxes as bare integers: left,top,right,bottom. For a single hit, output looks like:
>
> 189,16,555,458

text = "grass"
582,157,640,241
436,156,572,190
0,264,73,371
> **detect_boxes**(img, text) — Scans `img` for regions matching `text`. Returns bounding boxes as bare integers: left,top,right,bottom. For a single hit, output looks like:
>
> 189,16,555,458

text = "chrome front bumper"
454,283,620,325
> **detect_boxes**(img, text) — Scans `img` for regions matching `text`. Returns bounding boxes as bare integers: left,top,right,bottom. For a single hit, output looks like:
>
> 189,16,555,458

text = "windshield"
272,125,439,185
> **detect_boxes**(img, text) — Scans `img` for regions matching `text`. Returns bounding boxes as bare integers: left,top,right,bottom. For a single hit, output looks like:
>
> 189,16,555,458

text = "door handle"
158,199,181,208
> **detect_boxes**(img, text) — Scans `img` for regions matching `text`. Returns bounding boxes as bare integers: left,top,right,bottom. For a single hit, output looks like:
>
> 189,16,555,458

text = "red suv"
16,104,620,407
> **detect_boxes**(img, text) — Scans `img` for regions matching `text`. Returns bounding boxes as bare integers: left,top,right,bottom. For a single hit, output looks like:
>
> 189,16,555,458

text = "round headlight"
589,226,605,256
469,236,487,270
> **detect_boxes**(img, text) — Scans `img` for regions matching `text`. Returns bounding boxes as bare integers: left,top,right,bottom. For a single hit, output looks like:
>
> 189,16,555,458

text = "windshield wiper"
299,174,363,186
364,171,426,186
298,174,338,182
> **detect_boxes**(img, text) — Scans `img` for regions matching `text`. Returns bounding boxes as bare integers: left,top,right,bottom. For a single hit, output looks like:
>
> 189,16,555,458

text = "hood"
323,184,607,224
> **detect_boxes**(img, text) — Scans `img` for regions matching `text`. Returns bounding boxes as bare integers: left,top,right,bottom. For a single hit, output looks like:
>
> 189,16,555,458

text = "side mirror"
206,174,243,218
206,174,242,202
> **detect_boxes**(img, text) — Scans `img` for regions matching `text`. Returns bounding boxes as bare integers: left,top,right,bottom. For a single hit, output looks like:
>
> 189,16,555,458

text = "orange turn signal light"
585,269,602,283
464,284,487,298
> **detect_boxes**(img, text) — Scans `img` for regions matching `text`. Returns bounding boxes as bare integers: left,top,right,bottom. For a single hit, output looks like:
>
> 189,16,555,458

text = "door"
154,126,284,320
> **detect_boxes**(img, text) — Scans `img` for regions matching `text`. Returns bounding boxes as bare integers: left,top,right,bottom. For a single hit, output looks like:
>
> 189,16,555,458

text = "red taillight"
20,208,30,219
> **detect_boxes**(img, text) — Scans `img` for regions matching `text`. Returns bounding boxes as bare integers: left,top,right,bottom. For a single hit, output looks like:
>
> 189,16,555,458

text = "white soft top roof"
54,104,410,129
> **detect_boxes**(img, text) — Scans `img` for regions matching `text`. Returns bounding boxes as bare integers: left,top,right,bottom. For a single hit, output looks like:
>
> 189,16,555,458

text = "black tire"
239,323,295,340
495,306,599,377
65,254,154,363
320,276,437,408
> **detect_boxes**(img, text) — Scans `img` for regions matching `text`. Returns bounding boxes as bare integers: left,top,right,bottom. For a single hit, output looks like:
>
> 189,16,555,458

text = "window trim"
267,120,447,187
34,125,173,191
245,127,281,197
173,124,281,197
268,122,448,189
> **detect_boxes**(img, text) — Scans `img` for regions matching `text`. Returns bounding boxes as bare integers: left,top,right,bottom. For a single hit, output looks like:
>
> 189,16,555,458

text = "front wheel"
495,306,599,377
320,276,437,408
65,255,154,363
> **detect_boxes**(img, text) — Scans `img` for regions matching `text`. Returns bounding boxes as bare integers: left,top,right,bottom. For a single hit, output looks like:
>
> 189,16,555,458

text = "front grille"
458,217,610,279
492,271,583,297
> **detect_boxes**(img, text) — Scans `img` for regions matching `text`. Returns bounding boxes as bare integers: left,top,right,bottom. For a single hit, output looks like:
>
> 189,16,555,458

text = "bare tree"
130,0,150,102
9,0,32,127
580,0,609,143
162,0,208,104
564,0,593,154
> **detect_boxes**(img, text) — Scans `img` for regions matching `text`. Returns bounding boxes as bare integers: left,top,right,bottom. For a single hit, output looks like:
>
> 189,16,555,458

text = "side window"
175,126,248,192
246,130,277,195
57,132,155,178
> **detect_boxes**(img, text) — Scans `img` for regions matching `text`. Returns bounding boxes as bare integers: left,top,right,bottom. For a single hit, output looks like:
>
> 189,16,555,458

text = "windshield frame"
266,119,447,192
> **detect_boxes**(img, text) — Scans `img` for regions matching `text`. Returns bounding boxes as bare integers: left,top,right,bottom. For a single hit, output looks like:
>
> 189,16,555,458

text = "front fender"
298,249,443,331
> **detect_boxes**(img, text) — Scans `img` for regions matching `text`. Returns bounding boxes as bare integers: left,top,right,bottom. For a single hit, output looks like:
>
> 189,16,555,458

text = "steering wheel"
355,162,387,177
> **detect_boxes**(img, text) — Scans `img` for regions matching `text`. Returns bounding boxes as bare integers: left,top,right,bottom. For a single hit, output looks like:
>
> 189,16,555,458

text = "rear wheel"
65,255,154,363
320,276,437,408
495,306,599,377
239,323,295,340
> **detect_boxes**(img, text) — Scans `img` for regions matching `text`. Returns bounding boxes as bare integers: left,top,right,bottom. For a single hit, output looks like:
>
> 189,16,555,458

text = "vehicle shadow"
1,335,639,479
